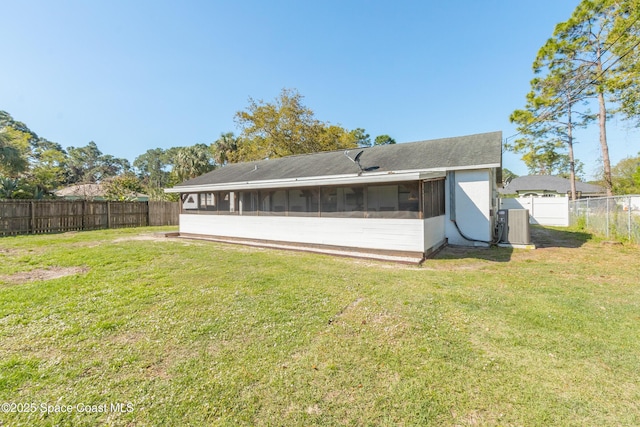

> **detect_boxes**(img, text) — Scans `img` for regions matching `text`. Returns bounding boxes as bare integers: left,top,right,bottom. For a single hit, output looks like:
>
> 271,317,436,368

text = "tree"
608,0,640,125
611,153,640,194
545,0,631,196
171,144,215,182
508,132,585,178
0,130,27,177
26,137,68,192
373,134,396,146
134,148,172,186
28,145,67,194
212,132,240,165
234,88,358,161
0,111,66,195
0,176,19,199
134,147,180,201
0,176,47,200
315,125,362,151
103,173,145,201
510,40,594,199
100,154,131,178
510,0,640,196
502,168,519,184
1,110,142,195
355,132,396,147
65,141,130,184
351,128,371,148
0,111,33,177
66,142,105,183
0,111,38,140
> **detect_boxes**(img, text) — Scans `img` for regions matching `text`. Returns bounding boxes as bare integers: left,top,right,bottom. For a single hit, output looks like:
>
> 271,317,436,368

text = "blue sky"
1,0,638,179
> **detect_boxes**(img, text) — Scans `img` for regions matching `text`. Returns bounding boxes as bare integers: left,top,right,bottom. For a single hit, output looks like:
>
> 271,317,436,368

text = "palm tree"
212,132,239,166
0,176,19,199
172,144,215,182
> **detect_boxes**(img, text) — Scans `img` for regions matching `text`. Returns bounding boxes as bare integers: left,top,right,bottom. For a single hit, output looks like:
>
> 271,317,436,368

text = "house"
55,183,149,201
499,175,606,198
165,131,503,262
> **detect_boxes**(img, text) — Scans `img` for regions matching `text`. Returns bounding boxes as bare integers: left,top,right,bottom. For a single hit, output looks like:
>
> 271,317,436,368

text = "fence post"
629,195,632,242
30,201,35,234
107,201,111,229
529,196,534,219
605,198,610,238
586,198,589,228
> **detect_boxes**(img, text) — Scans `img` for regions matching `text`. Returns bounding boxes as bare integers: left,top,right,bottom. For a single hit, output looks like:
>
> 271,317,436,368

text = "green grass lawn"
0,226,639,426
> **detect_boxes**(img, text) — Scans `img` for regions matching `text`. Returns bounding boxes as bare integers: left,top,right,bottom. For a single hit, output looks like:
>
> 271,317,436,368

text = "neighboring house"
55,183,149,201
165,131,503,262
499,175,606,198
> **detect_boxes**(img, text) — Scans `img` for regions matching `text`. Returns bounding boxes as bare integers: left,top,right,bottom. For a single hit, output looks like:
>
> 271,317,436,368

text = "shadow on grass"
530,225,592,249
433,245,514,263
432,226,593,263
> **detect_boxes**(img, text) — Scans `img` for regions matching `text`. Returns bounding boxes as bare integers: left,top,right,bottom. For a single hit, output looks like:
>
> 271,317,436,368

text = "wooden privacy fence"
0,200,180,236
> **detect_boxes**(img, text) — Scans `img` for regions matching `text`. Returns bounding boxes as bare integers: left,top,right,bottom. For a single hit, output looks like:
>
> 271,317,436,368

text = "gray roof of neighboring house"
54,183,104,198
55,183,148,199
172,131,502,189
500,175,605,195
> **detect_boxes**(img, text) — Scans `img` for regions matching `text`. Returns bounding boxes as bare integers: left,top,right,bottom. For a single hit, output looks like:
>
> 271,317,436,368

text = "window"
199,193,217,212
367,184,419,218
398,183,419,213
423,179,445,218
320,187,338,213
367,185,397,214
288,188,319,216
217,191,237,214
240,191,259,215
259,190,287,215
182,193,198,210
183,181,428,219
321,186,364,217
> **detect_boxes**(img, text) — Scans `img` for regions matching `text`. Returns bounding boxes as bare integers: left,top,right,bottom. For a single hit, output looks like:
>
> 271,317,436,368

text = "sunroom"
166,131,502,263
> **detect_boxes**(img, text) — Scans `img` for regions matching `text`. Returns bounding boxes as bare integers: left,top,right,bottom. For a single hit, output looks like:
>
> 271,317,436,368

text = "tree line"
7,0,639,202
509,0,640,197
0,89,395,201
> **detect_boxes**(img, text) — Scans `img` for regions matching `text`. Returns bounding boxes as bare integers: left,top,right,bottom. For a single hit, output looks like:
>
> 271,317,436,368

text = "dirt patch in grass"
328,297,364,325
113,233,171,243
0,266,89,285
0,247,24,256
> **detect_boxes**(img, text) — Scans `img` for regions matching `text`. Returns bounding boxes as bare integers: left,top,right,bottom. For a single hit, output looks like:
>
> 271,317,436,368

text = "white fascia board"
450,163,500,171
164,164,498,193
166,171,420,193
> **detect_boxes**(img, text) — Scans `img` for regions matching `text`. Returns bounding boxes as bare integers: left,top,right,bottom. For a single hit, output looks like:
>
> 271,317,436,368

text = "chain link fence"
570,195,640,244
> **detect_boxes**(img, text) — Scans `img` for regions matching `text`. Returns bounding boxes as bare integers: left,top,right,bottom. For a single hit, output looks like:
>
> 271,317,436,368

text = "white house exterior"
166,131,503,262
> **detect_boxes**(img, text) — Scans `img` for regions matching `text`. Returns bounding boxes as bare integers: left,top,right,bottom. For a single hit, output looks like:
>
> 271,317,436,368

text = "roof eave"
165,163,499,193
165,171,424,193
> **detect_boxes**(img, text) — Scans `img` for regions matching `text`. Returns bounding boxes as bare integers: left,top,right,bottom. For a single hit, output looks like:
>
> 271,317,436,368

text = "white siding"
445,170,493,245
424,216,446,251
180,215,428,253
500,197,569,226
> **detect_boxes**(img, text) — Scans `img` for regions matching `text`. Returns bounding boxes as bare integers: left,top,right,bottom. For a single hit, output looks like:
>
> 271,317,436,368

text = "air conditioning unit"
496,209,531,245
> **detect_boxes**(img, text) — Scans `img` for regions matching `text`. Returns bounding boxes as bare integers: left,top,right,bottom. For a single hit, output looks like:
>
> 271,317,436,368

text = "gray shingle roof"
54,183,149,199
172,131,502,189
500,175,605,195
